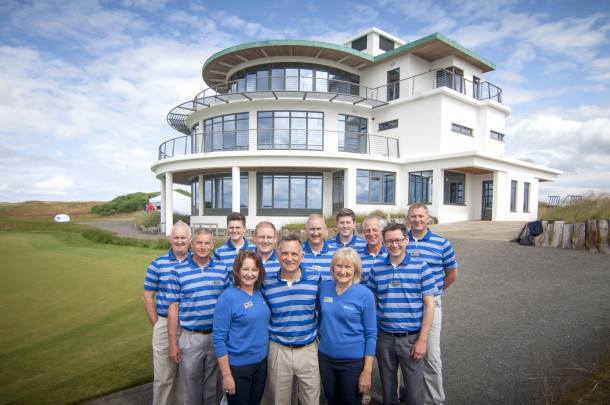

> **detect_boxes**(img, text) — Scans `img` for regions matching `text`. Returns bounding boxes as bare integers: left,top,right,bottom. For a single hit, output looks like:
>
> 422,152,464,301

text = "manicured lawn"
0,230,163,404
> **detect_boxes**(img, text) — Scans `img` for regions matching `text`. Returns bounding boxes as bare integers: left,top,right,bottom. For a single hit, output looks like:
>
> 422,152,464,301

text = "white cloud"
33,176,74,195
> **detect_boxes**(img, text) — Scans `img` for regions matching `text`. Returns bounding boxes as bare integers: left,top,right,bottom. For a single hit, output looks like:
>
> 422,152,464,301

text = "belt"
157,314,167,318
278,340,313,349
379,328,420,337
184,328,213,335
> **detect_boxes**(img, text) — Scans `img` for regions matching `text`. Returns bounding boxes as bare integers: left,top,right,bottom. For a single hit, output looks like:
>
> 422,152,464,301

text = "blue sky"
0,0,609,203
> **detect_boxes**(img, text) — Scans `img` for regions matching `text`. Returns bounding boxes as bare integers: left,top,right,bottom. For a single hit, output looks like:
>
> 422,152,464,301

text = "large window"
437,66,464,93
510,180,518,212
409,171,433,204
357,170,395,204
338,114,367,153
352,36,367,51
523,182,530,212
229,63,360,96
191,179,199,216
257,111,323,150
387,68,400,101
379,35,395,51
203,113,249,152
203,174,248,215
444,171,465,205
258,173,322,215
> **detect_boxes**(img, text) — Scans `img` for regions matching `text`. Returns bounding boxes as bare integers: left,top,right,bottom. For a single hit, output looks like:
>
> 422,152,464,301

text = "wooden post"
598,219,609,254
550,221,564,248
585,220,599,253
542,222,553,247
534,221,547,246
573,223,586,251
561,224,573,249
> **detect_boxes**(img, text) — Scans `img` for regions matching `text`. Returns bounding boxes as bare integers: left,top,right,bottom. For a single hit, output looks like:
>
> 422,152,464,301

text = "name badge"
213,280,222,285
243,301,253,309
390,280,401,287
410,251,419,257
324,296,333,303
311,265,322,271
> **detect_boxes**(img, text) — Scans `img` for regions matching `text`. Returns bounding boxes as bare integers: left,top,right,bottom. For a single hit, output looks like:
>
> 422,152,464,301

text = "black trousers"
227,358,267,405
318,351,364,405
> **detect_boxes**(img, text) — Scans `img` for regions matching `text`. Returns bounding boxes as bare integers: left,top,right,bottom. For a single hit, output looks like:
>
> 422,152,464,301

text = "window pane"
307,177,322,209
261,176,272,208
357,173,369,203
290,176,306,208
273,176,289,208
240,176,248,208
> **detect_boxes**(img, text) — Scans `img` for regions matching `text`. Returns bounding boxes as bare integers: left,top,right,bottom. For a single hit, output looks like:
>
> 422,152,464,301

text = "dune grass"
538,192,610,223
0,227,162,404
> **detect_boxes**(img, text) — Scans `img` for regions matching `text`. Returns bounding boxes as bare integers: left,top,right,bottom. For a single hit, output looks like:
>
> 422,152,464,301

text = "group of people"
143,205,458,405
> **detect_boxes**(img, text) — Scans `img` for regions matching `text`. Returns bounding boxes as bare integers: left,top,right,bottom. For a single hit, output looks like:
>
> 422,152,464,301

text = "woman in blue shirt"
213,249,270,405
318,247,377,405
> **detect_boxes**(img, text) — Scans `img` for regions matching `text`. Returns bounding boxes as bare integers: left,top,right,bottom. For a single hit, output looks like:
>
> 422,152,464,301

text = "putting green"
0,231,164,404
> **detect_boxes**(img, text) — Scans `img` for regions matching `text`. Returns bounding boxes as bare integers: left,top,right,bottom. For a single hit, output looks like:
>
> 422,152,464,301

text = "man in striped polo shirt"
260,234,321,405
302,213,336,281
253,221,281,279
406,203,458,405
142,221,191,405
327,208,367,250
167,227,229,405
368,222,437,405
213,212,256,270
359,215,388,285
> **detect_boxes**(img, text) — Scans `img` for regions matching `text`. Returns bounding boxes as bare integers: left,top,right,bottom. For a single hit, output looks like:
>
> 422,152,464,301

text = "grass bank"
538,192,610,223
0,219,164,404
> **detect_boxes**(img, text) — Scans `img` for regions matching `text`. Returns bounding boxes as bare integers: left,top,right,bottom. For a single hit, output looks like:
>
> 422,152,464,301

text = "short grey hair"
193,227,213,237
171,220,191,238
363,215,387,230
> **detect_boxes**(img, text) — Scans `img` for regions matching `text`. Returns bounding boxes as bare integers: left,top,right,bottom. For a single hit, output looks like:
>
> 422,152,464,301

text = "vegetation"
538,192,610,223
134,211,190,228
91,192,160,216
281,209,408,231
0,200,104,221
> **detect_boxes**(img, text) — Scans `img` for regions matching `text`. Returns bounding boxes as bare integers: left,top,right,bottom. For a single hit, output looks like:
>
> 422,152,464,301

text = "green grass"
538,192,610,223
0,226,164,404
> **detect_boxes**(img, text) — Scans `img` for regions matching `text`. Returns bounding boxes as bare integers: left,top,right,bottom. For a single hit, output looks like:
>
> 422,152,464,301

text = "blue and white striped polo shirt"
358,244,388,285
406,229,458,295
302,240,337,281
166,256,229,331
327,234,367,250
213,237,257,270
367,254,438,332
261,249,281,280
143,249,191,316
260,266,321,345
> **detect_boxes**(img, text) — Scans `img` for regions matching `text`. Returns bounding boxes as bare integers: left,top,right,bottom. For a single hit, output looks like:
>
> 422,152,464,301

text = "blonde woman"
317,248,377,405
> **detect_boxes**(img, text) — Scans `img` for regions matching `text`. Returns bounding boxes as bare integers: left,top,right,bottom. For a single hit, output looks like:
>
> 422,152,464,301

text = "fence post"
598,220,609,254
561,224,573,249
572,223,586,251
586,220,599,253
550,221,564,248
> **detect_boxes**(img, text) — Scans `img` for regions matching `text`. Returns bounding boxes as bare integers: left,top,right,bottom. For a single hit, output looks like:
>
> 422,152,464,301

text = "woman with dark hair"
213,249,270,405
318,247,377,405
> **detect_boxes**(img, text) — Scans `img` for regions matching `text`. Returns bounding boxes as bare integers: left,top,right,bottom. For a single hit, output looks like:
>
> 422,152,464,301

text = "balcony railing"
167,69,503,134
158,130,399,160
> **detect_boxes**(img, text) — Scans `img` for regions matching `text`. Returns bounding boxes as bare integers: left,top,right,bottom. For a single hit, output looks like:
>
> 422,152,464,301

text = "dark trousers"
318,351,364,405
227,358,267,405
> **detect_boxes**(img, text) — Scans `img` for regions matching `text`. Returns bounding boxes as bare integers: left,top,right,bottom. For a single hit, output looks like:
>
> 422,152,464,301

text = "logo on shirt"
343,305,355,311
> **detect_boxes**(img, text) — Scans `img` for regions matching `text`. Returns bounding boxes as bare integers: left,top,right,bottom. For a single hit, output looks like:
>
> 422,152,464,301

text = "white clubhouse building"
151,28,560,233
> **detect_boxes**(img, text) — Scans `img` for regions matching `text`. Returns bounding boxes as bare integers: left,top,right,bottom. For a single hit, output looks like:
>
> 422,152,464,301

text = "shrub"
538,192,610,223
91,192,159,216
134,211,160,228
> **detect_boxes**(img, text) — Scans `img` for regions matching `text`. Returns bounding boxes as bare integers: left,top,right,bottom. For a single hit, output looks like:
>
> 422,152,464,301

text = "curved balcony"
167,69,503,135
157,130,399,160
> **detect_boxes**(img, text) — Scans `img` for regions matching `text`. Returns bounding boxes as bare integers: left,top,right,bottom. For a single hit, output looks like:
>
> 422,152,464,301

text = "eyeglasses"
255,236,276,241
384,238,406,246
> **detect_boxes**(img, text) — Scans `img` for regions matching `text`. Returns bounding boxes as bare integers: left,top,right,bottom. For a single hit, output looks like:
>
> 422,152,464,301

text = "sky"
0,0,609,203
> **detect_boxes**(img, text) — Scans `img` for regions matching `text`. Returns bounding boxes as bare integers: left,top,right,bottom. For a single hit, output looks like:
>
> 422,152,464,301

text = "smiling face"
227,220,246,244
237,257,260,290
383,229,408,261
277,239,304,276
332,259,355,287
337,215,356,238
363,217,383,248
191,232,214,263
170,225,190,258
306,216,327,247
254,225,277,258
407,207,430,236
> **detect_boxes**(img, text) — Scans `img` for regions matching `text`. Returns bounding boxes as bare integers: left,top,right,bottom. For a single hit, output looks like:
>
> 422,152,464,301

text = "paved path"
82,221,609,404
77,220,166,240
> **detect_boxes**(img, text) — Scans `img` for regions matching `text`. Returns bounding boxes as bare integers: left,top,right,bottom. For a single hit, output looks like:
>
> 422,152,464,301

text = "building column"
232,166,240,213
198,175,204,216
492,171,508,221
344,167,357,208
165,172,174,236
160,177,166,234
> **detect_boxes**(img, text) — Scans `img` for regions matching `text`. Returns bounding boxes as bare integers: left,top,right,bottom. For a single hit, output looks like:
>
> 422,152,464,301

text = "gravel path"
82,221,610,404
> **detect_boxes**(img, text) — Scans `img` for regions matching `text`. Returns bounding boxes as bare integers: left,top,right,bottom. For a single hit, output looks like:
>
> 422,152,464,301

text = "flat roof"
202,33,496,87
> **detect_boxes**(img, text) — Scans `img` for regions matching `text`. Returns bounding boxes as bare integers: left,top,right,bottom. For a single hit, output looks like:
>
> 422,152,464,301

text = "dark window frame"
356,169,396,204
202,174,249,216
409,171,433,204
443,170,465,205
510,180,518,212
352,36,367,51
451,123,473,137
257,111,323,151
379,119,398,131
257,172,323,216
379,35,395,51
490,130,505,142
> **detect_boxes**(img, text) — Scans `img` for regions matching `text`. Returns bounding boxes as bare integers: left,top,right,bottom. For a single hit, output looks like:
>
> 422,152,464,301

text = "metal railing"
158,130,399,160
166,69,503,134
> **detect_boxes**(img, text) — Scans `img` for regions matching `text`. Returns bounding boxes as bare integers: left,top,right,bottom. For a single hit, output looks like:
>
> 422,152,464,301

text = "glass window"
357,169,396,204
436,66,464,93
352,36,367,51
444,171,465,205
191,178,199,216
339,114,367,154
510,180,518,212
451,123,473,136
409,171,433,204
490,130,505,141
257,111,323,151
379,119,398,131
257,172,322,215
523,182,530,212
387,68,400,101
204,113,249,152
379,35,394,51
203,174,248,215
